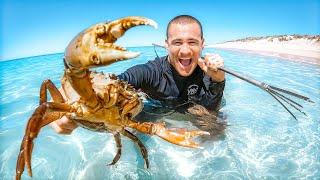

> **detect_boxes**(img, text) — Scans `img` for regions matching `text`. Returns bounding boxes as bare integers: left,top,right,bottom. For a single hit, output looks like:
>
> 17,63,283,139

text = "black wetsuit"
118,56,225,111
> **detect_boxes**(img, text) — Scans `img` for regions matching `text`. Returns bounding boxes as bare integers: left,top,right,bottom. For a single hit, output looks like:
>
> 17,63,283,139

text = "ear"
201,38,205,49
165,39,169,49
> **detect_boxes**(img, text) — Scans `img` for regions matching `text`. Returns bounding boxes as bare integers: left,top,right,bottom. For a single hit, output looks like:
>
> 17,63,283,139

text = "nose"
179,44,192,57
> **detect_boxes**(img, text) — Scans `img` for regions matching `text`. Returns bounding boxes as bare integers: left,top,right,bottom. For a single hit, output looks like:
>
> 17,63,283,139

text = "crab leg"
39,79,65,104
16,112,67,180
108,132,122,166
121,129,149,168
126,120,209,148
16,103,73,180
16,79,73,180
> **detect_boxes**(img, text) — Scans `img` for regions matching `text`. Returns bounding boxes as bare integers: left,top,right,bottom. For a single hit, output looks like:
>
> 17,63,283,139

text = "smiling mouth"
179,58,192,67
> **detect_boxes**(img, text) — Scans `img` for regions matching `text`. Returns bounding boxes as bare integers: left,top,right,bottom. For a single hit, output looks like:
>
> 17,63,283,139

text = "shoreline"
210,46,320,66
208,35,320,65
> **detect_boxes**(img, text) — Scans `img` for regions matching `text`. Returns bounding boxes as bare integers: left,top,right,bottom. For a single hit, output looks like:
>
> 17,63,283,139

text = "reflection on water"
0,47,319,179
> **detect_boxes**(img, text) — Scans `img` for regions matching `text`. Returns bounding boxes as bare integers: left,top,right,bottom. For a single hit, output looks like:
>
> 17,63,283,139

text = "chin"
178,70,192,77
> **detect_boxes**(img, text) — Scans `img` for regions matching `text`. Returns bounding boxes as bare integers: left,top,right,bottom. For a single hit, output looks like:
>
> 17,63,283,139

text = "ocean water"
0,46,319,179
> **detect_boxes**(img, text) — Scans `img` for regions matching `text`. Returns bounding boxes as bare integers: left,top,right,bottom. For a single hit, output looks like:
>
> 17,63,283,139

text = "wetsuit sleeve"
117,62,159,90
196,75,225,111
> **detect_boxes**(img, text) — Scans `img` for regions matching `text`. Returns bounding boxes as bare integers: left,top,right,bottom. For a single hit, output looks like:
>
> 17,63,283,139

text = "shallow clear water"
0,47,319,179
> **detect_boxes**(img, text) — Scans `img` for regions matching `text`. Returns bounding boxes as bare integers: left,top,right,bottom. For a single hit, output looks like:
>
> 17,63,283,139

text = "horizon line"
0,45,157,62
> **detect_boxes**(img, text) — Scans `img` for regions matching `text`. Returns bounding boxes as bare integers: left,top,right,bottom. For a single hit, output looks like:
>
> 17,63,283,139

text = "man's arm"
189,74,225,111
50,116,78,134
195,53,225,110
117,63,155,89
202,76,225,110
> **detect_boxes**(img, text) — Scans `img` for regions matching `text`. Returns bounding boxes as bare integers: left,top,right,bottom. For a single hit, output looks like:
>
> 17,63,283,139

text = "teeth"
179,58,192,66
116,46,126,51
95,17,156,62
99,41,126,51
112,44,126,51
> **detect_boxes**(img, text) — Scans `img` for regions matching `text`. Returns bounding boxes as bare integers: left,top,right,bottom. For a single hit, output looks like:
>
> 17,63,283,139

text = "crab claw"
128,121,209,148
152,123,210,148
65,16,158,69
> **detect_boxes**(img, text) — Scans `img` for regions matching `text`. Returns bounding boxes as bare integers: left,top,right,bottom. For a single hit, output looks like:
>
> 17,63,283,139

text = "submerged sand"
208,35,320,65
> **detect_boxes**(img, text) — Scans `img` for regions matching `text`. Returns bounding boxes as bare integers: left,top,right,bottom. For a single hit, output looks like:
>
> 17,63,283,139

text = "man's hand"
50,116,78,134
198,53,225,82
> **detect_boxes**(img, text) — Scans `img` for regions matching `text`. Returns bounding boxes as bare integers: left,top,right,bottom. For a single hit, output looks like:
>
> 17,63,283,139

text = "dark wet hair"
166,15,203,39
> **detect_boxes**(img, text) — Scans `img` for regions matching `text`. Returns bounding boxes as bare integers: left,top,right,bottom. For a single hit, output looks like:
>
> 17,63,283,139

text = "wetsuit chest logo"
187,84,199,96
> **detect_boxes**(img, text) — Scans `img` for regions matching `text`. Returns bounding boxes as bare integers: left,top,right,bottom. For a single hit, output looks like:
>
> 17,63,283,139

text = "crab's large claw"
65,16,157,69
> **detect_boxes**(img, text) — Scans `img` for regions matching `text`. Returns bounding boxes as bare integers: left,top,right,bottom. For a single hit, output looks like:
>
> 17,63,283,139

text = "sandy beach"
208,35,320,65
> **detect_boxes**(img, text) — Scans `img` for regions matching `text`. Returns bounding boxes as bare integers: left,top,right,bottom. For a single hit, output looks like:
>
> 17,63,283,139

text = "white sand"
208,35,320,65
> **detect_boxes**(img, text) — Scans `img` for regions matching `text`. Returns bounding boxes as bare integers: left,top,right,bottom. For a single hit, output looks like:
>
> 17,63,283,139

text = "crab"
15,16,209,180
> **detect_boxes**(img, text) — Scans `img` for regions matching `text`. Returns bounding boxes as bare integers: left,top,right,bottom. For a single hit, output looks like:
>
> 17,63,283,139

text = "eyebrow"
170,38,200,42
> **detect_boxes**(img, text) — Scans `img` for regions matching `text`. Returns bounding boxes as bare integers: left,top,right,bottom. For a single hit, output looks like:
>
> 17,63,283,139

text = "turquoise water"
0,47,319,179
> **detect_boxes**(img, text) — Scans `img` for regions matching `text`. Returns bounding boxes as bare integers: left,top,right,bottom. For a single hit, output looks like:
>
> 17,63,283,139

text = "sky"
1,0,319,61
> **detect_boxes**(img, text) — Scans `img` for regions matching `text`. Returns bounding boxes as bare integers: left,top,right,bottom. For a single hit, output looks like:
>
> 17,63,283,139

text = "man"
51,15,225,134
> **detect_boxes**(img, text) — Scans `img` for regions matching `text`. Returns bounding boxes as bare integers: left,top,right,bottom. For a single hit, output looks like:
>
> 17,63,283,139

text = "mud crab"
16,16,209,180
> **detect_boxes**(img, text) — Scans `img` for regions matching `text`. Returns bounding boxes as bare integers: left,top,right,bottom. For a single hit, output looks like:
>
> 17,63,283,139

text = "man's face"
166,22,204,77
